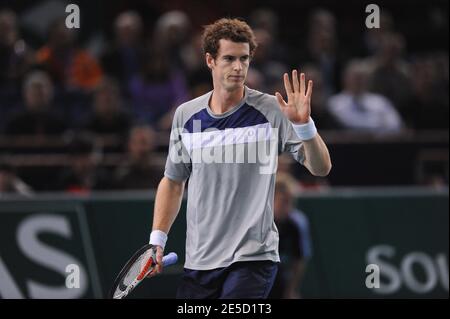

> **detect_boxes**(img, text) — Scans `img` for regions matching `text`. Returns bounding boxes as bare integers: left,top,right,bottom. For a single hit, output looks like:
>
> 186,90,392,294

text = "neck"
209,85,245,115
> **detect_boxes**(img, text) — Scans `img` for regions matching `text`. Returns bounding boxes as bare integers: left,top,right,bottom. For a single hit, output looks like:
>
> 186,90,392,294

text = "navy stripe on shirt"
183,103,269,133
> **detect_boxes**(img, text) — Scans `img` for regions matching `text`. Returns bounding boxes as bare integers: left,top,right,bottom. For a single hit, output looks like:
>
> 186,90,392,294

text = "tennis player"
147,18,331,299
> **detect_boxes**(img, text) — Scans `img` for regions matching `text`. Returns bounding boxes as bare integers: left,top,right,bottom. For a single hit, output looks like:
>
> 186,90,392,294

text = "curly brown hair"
201,18,257,59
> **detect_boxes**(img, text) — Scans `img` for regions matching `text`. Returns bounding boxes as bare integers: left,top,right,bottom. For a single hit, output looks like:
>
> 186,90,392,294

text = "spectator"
249,8,289,64
84,77,131,136
248,9,290,93
153,10,193,72
101,11,144,93
183,32,213,98
301,9,345,96
327,60,404,133
269,172,313,299
366,31,414,123
58,134,110,193
128,45,189,130
362,11,395,56
114,125,163,190
248,28,288,93
410,53,449,130
35,18,103,91
0,9,33,90
5,71,66,136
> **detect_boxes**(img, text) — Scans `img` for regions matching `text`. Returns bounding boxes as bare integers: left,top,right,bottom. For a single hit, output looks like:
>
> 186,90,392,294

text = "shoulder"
173,91,211,125
246,87,285,123
246,87,278,109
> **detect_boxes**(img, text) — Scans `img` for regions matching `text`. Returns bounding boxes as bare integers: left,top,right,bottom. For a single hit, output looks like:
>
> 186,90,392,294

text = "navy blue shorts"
176,260,278,299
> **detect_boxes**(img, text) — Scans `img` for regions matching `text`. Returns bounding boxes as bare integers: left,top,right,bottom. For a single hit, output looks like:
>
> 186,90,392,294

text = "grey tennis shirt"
165,86,305,270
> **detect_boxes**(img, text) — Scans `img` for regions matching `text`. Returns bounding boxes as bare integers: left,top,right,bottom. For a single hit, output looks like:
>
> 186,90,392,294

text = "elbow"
311,162,332,177
161,176,185,194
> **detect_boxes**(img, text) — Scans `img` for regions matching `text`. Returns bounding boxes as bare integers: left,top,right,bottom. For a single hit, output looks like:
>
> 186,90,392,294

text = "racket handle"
162,252,178,267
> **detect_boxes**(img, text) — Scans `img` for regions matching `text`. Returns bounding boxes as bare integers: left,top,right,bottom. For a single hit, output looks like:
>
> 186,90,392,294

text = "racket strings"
113,250,155,297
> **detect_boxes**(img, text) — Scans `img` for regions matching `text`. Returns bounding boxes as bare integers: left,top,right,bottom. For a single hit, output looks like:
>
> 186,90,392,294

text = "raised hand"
275,70,313,124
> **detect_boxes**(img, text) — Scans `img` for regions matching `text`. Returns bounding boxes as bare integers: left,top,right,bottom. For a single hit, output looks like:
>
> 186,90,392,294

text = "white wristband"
292,118,317,141
149,230,168,249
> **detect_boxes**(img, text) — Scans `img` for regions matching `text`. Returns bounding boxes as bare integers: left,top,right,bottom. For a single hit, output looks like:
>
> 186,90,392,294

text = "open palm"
275,70,313,124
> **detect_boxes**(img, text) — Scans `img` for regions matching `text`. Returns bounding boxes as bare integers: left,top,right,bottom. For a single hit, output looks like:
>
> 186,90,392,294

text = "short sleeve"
164,108,192,181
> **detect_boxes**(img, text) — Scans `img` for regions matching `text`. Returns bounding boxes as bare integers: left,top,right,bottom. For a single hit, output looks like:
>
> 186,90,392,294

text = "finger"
153,261,163,275
146,248,163,277
146,268,157,278
306,80,313,101
155,246,164,273
275,92,287,108
283,73,293,99
146,264,161,278
156,246,163,261
154,263,163,275
292,69,299,92
300,73,306,95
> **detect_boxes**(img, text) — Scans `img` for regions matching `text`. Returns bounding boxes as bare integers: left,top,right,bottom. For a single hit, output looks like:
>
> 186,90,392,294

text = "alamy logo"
65,4,80,29
366,264,380,289
365,4,380,29
65,264,80,289
169,120,279,174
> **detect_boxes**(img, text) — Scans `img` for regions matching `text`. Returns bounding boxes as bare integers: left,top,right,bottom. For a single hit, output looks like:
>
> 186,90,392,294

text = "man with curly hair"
146,18,331,299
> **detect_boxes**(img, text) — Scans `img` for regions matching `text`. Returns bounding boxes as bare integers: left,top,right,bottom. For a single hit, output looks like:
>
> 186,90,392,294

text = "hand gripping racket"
110,244,178,299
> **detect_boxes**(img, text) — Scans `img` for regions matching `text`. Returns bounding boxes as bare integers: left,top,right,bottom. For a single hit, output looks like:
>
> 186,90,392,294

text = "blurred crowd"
0,2,448,194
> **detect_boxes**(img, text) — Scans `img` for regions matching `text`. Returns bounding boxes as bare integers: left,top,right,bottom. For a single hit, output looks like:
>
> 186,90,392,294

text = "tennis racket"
110,244,178,299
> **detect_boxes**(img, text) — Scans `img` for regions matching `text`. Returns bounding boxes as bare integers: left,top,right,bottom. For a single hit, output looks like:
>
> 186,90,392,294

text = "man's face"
207,39,250,92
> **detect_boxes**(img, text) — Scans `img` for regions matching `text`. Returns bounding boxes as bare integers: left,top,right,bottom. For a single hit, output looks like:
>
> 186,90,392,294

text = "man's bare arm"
150,176,185,275
152,176,185,233
276,69,331,177
302,133,332,177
